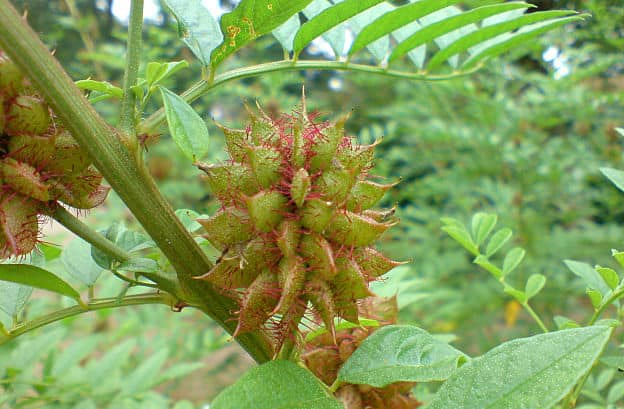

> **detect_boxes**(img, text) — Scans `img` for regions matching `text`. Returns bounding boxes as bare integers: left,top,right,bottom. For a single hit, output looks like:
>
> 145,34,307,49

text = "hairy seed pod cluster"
0,50,109,258
303,296,421,409
196,95,403,345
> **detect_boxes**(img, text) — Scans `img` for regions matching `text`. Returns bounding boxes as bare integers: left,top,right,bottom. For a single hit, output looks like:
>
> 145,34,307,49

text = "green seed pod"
8,133,55,167
1,157,50,201
197,96,401,346
346,180,398,212
0,52,24,97
245,190,287,232
0,193,39,258
219,124,249,162
306,278,337,342
275,255,306,315
353,247,407,279
46,130,91,176
317,165,357,203
276,219,301,258
309,115,347,172
290,168,311,208
235,269,280,336
4,95,50,136
247,145,282,188
198,162,258,204
300,232,337,281
198,208,253,251
300,198,333,233
327,210,395,247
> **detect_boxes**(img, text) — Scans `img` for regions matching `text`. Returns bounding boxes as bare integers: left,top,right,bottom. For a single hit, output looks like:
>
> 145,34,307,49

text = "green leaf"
175,208,204,232
338,325,467,387
51,335,100,377
211,360,342,409
349,0,462,57
0,281,32,317
121,348,170,394
212,0,313,67
502,247,525,276
595,266,619,290
442,225,478,256
157,362,204,385
86,339,136,387
428,326,613,409
586,289,603,310
462,15,584,69
160,87,210,161
389,3,533,63
145,60,189,87
0,264,82,304
607,380,624,404
75,79,123,99
427,10,573,70
163,0,222,65
63,238,105,286
471,213,497,246
553,315,580,330
525,274,546,300
612,249,624,268
273,13,301,52
117,258,159,273
601,167,624,193
485,228,512,257
293,0,385,54
564,260,611,296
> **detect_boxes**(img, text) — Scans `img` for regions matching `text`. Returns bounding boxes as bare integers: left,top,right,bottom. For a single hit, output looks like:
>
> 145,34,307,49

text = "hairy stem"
49,205,131,262
119,0,143,146
0,0,272,362
0,293,173,346
139,59,481,134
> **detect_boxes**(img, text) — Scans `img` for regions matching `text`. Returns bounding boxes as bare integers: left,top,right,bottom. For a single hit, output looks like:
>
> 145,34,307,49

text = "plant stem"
522,302,549,333
49,205,131,262
139,60,481,134
0,293,173,346
111,269,159,288
0,0,272,362
119,0,144,143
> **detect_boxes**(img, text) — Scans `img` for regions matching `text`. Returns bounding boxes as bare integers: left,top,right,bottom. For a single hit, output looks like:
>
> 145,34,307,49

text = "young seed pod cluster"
0,50,109,258
303,296,421,409
196,96,403,345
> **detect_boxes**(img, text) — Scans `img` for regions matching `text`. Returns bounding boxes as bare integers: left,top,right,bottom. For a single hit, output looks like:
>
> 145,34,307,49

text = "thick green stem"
139,60,480,134
119,0,144,142
49,205,131,262
0,0,272,362
0,293,173,346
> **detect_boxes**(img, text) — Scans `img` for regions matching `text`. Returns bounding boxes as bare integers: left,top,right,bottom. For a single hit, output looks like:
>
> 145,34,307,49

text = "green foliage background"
1,0,623,407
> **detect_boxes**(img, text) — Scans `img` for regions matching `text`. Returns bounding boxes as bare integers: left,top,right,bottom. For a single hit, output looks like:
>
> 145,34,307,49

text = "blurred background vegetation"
1,0,623,408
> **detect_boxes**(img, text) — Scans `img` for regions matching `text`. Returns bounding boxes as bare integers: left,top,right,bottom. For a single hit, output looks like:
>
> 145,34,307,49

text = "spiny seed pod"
0,49,108,258
196,94,404,347
303,296,421,409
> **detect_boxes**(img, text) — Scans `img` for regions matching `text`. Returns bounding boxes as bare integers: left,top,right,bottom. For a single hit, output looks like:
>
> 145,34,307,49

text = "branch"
0,0,272,362
119,0,143,144
49,205,131,262
139,59,481,134
0,293,174,346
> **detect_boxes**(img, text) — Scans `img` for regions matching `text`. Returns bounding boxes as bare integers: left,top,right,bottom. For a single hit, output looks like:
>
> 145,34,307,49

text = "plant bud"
4,95,50,136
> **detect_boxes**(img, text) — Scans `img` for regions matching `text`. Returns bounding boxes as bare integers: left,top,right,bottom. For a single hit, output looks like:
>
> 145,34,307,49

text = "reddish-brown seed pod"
196,94,404,351
0,50,108,259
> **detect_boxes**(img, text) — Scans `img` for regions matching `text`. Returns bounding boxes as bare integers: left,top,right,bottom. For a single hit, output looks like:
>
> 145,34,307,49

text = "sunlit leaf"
338,325,467,387
429,326,613,409
211,360,342,409
0,264,82,304
160,86,210,161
